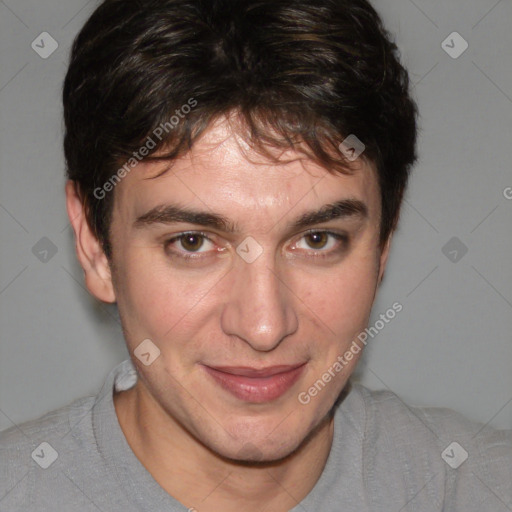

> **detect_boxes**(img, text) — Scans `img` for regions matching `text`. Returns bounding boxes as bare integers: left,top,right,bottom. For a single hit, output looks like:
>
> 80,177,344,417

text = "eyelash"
163,230,349,261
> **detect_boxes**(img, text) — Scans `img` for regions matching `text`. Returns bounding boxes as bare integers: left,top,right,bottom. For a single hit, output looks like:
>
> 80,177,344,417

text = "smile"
202,363,307,403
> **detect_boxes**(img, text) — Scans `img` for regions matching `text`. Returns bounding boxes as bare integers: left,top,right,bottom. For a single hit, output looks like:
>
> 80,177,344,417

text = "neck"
114,380,335,512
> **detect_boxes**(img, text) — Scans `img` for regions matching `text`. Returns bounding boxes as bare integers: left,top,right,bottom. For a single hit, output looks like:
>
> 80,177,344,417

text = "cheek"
113,246,228,348
112,249,189,343
296,256,379,340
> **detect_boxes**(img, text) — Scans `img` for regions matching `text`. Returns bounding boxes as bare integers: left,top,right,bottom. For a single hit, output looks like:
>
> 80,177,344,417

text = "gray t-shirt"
1,359,511,511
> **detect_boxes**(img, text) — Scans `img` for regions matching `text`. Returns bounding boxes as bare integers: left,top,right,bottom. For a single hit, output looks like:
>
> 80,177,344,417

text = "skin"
65,115,392,512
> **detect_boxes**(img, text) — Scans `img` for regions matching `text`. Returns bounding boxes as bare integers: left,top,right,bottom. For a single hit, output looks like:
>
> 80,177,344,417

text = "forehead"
112,117,380,227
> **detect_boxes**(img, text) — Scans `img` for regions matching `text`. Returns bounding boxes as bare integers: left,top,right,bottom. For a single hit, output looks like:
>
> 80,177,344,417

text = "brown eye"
293,230,348,257
164,231,216,259
180,233,205,252
304,232,329,249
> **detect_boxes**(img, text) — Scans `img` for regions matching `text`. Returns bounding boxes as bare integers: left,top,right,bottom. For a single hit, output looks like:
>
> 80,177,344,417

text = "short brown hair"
63,0,418,259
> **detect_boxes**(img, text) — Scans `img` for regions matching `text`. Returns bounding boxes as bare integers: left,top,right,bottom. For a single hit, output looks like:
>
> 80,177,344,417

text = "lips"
202,363,307,403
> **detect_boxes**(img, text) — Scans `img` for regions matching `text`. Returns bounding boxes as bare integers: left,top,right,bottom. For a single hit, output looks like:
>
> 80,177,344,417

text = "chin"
207,419,308,465
220,437,302,465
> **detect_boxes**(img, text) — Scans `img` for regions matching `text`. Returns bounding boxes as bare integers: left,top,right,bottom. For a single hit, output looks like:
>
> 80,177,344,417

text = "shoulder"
0,396,96,509
0,360,136,511
350,383,512,509
353,382,512,455
0,394,96,453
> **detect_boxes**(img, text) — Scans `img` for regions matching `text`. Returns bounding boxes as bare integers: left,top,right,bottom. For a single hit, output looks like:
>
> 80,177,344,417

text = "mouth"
201,363,307,403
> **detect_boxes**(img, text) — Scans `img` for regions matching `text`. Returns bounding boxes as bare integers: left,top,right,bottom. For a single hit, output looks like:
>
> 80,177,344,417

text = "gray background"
0,0,511,432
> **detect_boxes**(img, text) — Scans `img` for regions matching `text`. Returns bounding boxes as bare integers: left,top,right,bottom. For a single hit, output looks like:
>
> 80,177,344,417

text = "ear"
377,233,393,285
65,180,116,303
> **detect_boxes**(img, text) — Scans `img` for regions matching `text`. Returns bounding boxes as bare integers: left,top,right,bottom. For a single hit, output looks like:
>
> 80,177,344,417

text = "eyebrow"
133,199,368,232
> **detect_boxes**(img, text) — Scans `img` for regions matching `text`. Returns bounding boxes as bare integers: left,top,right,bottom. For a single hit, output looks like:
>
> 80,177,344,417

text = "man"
1,0,510,510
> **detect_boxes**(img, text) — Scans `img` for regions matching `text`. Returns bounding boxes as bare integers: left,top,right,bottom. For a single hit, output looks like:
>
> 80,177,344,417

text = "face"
81,116,389,462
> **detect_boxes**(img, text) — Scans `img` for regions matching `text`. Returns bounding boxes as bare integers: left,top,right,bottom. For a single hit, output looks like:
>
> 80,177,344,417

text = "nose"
220,253,299,352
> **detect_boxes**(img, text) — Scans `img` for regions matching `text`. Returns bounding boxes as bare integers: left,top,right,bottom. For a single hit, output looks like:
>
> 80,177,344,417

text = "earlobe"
65,180,116,303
